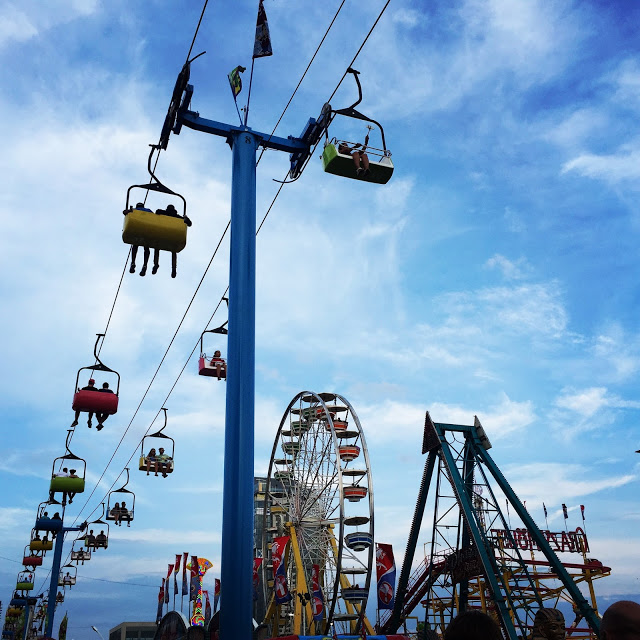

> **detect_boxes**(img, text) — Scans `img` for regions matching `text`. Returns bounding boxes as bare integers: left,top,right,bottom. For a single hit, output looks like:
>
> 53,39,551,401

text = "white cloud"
555,387,640,418
485,254,530,280
562,144,640,184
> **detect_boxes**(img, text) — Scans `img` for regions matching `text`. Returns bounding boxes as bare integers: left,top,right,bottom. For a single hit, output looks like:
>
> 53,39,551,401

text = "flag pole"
244,59,256,127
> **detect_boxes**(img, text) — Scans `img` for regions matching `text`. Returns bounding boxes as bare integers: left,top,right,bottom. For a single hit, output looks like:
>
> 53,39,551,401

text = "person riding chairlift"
338,130,370,178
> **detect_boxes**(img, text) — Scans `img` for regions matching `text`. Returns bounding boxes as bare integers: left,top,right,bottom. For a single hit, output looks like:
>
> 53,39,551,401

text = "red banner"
271,535,292,604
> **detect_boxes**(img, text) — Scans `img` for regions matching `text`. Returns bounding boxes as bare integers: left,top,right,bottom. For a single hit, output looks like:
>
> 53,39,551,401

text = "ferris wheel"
261,391,375,636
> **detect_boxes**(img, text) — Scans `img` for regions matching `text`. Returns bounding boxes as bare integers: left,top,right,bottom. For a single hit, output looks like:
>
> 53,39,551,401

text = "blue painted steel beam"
219,129,258,640
179,112,307,154
45,524,83,638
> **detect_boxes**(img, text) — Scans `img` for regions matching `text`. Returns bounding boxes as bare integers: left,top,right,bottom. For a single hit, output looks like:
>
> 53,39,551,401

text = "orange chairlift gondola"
321,68,394,184
58,564,77,588
49,431,86,506
198,320,228,380
84,504,109,551
122,146,191,277
71,333,120,430
139,408,175,477
106,468,135,527
70,538,91,565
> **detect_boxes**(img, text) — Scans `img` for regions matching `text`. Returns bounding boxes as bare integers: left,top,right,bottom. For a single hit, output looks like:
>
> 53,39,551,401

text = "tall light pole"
91,625,105,640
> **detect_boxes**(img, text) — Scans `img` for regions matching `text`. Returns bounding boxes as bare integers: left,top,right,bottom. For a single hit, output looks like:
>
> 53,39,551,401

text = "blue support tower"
174,89,311,640
45,523,84,639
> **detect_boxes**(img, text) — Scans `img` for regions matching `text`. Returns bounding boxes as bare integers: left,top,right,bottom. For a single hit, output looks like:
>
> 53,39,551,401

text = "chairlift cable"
69,220,231,527
255,0,348,167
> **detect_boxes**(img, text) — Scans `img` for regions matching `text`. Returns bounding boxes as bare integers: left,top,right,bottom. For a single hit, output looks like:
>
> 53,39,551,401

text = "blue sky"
1,0,640,637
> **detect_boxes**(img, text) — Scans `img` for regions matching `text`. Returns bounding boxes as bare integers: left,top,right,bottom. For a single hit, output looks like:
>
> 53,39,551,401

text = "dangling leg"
361,152,370,176
171,252,177,279
71,410,80,428
87,412,93,428
130,245,139,273
96,413,107,431
152,249,160,275
140,247,150,276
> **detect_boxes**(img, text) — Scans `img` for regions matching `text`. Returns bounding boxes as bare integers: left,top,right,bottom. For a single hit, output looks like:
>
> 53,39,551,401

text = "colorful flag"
271,535,292,604
157,579,165,623
311,563,324,622
376,543,396,610
562,504,568,519
182,552,189,596
253,0,273,58
253,558,263,601
204,590,211,625
58,612,68,640
174,554,181,595
165,564,174,603
543,503,548,519
190,556,199,601
580,504,585,520
214,578,220,612
228,66,246,98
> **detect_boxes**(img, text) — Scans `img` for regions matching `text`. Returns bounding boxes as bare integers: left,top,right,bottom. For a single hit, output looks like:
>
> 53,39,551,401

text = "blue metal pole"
21,603,29,640
45,532,65,638
220,128,258,640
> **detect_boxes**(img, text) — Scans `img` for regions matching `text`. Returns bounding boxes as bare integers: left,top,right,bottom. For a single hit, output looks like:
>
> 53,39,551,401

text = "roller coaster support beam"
472,436,601,635
45,523,85,638
175,90,311,640
387,449,437,632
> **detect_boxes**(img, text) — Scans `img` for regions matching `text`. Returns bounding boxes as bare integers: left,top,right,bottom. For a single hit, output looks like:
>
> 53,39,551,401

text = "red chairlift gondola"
22,545,43,568
106,468,135,527
71,334,120,430
198,320,228,380
49,431,86,506
139,408,175,477
85,504,109,551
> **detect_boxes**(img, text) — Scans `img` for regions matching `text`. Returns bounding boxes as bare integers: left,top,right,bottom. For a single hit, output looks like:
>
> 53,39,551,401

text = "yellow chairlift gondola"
139,408,175,477
320,68,393,184
123,146,192,278
28,528,52,554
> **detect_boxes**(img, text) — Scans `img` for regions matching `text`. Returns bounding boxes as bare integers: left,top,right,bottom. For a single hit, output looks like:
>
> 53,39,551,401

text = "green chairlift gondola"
321,68,393,184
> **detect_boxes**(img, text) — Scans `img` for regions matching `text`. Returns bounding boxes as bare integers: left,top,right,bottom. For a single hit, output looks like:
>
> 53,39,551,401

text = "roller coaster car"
322,141,394,184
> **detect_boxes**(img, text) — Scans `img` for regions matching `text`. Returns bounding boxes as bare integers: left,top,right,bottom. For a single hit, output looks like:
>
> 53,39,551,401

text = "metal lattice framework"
380,413,602,639
261,392,375,636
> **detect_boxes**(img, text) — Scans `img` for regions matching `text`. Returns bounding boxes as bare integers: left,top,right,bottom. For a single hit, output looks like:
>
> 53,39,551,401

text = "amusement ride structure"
261,392,375,636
